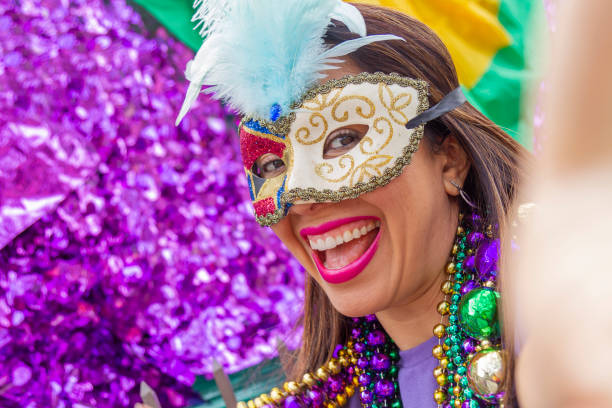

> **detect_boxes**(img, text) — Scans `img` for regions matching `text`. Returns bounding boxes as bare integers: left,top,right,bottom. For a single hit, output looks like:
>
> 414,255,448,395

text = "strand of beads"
237,341,356,408
351,315,402,408
431,213,506,408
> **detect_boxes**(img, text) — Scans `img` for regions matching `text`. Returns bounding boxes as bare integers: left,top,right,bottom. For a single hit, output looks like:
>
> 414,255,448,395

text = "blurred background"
0,0,551,407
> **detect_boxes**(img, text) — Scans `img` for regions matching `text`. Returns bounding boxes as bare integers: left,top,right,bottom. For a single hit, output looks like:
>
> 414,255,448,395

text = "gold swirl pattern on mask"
295,112,328,145
301,88,342,111
359,116,393,155
350,155,393,185
315,155,355,183
331,95,376,123
379,82,413,125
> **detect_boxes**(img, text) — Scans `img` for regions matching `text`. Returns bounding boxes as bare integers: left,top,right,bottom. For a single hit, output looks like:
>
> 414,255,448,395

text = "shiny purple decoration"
354,341,366,353
374,379,394,397
360,390,374,404
366,330,386,346
461,280,478,295
307,389,324,408
464,255,475,272
284,396,303,408
358,372,372,386
328,376,344,393
0,0,304,407
475,239,500,279
357,357,369,369
462,338,476,354
371,353,391,371
467,231,485,248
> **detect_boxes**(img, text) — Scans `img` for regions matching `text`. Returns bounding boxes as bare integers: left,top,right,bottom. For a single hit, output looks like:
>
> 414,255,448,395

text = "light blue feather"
176,0,403,125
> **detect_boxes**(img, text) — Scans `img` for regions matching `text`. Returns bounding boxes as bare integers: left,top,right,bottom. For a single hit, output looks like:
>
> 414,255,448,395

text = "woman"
178,1,528,407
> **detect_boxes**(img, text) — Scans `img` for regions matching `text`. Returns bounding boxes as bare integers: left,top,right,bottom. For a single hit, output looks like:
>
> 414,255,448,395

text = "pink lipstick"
300,216,382,284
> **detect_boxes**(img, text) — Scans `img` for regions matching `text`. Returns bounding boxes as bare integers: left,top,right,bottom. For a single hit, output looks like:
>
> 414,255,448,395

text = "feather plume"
176,0,403,125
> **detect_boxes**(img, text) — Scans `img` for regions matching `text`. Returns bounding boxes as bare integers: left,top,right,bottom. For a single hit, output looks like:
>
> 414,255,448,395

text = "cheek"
271,220,315,272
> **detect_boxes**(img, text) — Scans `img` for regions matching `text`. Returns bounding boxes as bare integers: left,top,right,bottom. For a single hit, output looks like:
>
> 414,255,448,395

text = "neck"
375,270,445,351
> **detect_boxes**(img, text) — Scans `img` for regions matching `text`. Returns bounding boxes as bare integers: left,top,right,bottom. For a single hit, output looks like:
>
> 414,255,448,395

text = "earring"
449,180,477,208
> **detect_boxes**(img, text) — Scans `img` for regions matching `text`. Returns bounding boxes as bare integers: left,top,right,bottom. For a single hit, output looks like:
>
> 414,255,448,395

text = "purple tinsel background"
0,0,304,407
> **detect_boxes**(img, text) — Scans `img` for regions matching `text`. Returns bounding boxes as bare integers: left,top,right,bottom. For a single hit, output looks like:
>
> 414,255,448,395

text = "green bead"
444,337,453,346
460,377,469,387
390,366,398,376
457,288,501,339
449,304,458,313
447,362,455,371
389,350,399,360
454,272,464,281
466,399,480,408
463,388,473,399
453,283,462,291
456,262,463,270
392,401,402,408
447,325,458,335
451,294,461,304
457,366,467,375
453,355,463,365
449,315,458,324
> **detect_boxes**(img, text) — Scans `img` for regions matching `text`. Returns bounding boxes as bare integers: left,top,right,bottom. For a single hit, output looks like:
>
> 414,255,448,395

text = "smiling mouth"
301,217,382,284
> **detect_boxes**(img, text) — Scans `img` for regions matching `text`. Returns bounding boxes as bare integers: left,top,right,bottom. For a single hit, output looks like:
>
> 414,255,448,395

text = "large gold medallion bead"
466,349,507,399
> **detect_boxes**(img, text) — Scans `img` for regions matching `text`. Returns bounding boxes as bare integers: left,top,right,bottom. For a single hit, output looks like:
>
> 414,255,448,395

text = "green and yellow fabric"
133,0,542,147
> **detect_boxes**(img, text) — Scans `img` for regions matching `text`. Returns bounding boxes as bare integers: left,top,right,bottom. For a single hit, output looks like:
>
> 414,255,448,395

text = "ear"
439,135,471,197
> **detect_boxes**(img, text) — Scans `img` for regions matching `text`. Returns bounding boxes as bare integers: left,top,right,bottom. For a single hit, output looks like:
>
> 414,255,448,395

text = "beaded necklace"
238,212,505,408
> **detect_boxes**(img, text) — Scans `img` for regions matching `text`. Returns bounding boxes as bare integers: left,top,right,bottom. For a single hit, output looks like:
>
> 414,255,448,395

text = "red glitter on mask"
239,127,286,170
253,198,277,217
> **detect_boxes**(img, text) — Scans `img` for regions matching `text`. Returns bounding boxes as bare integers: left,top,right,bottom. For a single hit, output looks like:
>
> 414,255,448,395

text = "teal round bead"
449,315,458,324
463,388,473,399
457,288,500,339
449,304,458,314
457,366,467,375
465,399,480,408
453,283,462,291
451,294,461,303
460,377,469,387
453,355,463,365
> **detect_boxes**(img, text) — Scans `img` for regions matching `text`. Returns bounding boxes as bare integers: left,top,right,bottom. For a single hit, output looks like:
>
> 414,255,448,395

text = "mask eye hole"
322,125,369,159
252,153,286,179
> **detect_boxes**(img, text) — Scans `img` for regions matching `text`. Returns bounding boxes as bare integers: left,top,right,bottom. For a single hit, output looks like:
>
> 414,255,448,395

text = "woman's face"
269,63,470,317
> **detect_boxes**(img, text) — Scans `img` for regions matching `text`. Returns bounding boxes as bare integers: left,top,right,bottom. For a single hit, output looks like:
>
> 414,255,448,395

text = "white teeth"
308,221,380,251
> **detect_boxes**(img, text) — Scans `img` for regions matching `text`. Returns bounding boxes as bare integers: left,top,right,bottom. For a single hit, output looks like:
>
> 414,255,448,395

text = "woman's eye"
253,153,286,178
323,125,368,159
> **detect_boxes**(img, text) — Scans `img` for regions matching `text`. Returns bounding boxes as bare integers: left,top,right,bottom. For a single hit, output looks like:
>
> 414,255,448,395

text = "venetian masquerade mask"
176,0,466,226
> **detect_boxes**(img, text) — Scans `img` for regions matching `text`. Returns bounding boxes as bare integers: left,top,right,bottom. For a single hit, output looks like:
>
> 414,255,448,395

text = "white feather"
177,0,403,124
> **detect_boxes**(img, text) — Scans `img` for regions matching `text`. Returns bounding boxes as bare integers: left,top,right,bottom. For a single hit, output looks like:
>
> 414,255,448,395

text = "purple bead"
374,379,395,397
284,396,303,408
347,366,354,375
467,231,485,247
332,344,343,358
328,376,343,393
351,327,362,339
462,338,476,354
307,390,324,408
461,280,478,295
357,357,369,369
464,255,475,271
354,342,366,353
365,314,377,322
358,372,372,386
371,353,391,371
360,390,374,404
367,330,386,346
475,239,500,278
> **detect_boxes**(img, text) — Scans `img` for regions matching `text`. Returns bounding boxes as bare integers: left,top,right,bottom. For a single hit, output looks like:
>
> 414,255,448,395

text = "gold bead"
253,397,264,408
433,324,446,338
459,212,464,221
327,359,341,375
237,402,248,408
302,373,315,387
346,384,355,397
336,393,347,405
437,301,449,315
457,226,465,236
452,244,458,255
475,345,483,352
454,398,463,408
353,376,360,387
453,386,462,396
337,349,346,358
446,262,456,274
326,402,338,408
432,345,444,359
441,280,453,294
346,340,354,349
443,343,450,351
436,374,447,386
467,248,473,255
440,357,450,368
247,401,256,408
480,340,492,349
338,357,349,367
433,366,444,378
454,374,462,383
467,353,474,361
315,367,329,381
433,388,447,404
284,381,300,393
270,387,285,402
350,357,358,365
484,280,495,288
260,394,273,405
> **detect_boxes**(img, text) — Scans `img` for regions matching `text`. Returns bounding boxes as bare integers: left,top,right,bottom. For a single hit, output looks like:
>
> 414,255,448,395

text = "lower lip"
312,227,382,284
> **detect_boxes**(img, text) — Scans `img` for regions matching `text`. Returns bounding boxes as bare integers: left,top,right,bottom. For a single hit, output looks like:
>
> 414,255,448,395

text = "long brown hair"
291,3,529,404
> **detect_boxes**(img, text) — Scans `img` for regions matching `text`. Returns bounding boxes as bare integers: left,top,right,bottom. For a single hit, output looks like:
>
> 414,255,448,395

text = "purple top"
348,336,438,407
